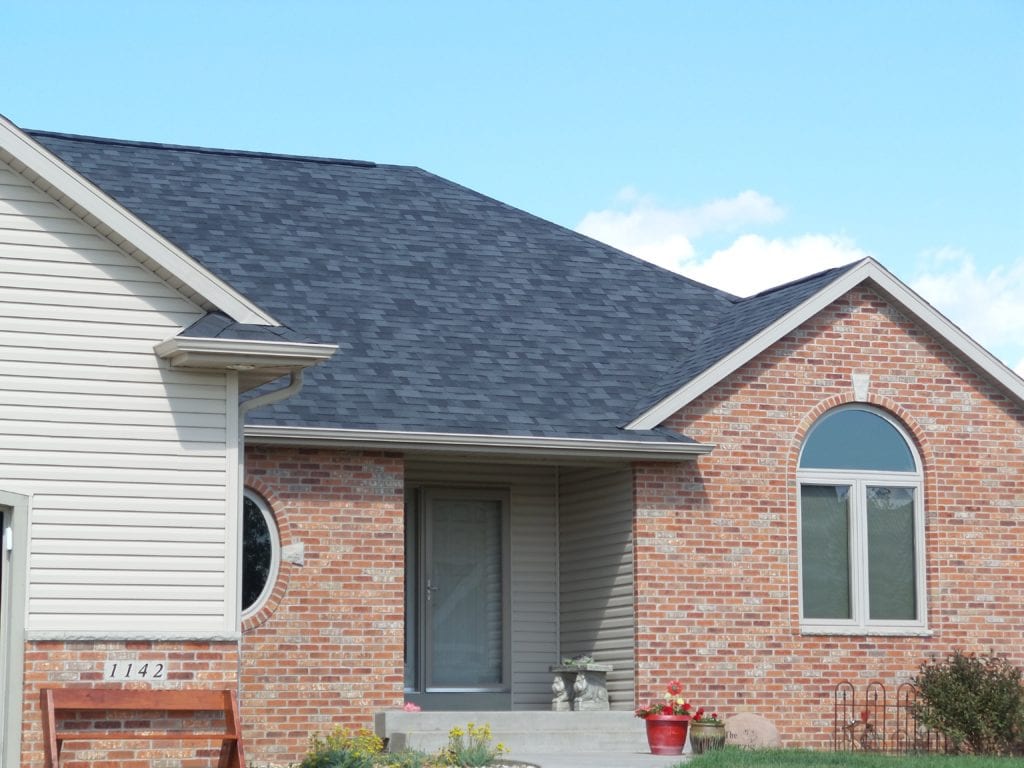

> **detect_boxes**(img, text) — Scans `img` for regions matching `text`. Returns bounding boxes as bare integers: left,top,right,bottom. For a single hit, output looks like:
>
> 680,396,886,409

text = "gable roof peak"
0,116,277,324
627,255,1023,429
743,257,872,301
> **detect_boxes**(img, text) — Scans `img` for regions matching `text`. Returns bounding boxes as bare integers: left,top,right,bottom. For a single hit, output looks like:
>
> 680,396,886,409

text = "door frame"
0,489,28,768
404,486,511,708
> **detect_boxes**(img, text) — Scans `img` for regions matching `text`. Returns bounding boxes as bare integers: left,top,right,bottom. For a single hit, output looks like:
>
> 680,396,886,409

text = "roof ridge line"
409,166,741,303
25,129,378,168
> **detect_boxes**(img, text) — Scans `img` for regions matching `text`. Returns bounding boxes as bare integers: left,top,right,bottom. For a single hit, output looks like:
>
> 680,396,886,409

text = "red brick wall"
241,447,405,765
19,640,238,768
633,287,1024,747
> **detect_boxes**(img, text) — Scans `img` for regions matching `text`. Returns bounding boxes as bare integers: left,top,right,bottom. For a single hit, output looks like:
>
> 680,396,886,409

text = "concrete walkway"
504,750,690,768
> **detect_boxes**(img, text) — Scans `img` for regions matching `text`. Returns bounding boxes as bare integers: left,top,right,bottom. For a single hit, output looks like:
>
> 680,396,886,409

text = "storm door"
405,488,510,706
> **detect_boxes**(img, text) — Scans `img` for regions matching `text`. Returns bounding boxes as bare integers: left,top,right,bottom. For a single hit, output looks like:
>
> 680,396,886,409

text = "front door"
405,488,510,708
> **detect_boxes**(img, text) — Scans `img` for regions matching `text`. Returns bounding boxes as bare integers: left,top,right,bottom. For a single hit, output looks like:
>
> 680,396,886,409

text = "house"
0,114,1021,766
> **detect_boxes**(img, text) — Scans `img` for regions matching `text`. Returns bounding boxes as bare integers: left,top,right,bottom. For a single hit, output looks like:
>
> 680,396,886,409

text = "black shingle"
29,130,851,441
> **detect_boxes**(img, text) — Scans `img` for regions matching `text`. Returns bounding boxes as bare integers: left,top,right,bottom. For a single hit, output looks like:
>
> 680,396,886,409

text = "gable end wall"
633,286,1024,748
0,158,235,636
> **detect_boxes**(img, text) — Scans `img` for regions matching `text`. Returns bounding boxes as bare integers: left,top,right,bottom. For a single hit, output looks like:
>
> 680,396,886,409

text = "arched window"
797,406,925,633
241,489,280,617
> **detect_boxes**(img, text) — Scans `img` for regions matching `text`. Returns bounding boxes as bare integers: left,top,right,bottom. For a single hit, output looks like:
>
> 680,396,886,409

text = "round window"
242,491,279,615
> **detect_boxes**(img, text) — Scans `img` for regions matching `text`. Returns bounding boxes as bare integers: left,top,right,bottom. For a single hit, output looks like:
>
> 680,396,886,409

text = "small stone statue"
550,658,613,712
551,674,571,711
571,669,609,711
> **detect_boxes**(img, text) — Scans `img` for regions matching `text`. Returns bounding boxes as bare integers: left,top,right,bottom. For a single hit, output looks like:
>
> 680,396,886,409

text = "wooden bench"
41,687,245,768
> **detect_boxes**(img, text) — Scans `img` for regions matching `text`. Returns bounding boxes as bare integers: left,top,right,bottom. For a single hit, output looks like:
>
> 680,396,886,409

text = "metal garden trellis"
833,681,948,754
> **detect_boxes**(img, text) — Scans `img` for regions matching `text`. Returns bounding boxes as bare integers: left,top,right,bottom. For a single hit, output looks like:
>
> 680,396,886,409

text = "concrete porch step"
375,711,652,753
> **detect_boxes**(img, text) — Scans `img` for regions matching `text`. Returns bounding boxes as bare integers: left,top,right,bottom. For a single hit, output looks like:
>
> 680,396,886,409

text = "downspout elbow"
239,368,305,417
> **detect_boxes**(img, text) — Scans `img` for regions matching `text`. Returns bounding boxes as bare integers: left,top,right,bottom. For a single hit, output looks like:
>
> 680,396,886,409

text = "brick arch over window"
790,392,933,475
241,477,295,632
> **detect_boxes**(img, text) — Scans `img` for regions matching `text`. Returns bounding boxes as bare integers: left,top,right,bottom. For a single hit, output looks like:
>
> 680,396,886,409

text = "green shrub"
912,649,1024,755
439,722,507,767
298,726,384,768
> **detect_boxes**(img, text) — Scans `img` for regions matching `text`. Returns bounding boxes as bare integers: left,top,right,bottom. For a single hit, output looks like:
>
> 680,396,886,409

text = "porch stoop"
375,711,652,753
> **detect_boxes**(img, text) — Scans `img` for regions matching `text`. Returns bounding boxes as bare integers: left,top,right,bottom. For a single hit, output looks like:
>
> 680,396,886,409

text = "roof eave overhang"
243,425,714,462
155,337,337,390
627,257,1024,430
0,116,276,325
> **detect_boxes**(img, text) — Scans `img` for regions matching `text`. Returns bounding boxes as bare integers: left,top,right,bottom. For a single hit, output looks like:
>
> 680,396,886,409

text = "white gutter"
243,425,714,461
155,336,337,370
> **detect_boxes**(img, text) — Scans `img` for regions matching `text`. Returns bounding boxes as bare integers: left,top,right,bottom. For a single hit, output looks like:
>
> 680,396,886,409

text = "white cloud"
576,190,861,296
576,190,1024,373
576,189,784,273
687,234,869,297
910,250,1024,374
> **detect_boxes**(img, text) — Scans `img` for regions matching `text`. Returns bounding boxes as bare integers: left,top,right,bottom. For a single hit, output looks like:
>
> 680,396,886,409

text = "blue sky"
4,1,1022,373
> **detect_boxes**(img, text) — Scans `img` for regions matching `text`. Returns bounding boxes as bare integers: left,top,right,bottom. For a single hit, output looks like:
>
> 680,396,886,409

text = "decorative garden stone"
725,712,781,748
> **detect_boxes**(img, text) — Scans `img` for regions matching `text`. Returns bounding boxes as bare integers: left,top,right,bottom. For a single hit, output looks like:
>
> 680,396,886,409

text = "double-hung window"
797,406,926,634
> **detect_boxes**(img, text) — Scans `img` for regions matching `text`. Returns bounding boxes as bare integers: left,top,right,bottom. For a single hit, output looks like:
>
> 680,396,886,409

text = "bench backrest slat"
46,688,232,714
41,687,244,768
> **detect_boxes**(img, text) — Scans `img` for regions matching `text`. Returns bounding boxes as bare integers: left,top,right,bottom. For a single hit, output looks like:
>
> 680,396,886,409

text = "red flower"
660,704,673,715
666,680,683,696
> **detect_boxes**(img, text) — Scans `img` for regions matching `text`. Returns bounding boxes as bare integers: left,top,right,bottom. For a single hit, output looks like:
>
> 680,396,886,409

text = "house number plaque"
104,659,168,681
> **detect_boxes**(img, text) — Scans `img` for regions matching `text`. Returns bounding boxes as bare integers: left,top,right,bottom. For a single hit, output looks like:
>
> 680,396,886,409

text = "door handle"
426,579,440,602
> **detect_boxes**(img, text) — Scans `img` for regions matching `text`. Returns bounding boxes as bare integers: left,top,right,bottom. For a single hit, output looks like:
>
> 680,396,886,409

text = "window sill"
800,625,932,637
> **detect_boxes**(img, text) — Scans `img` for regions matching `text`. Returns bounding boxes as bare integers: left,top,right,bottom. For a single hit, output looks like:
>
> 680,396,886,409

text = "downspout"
239,368,305,418
235,368,305,705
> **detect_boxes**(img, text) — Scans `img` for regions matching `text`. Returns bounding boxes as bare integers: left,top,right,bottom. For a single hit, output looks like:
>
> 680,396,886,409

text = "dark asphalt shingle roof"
30,129,852,441
628,264,861,419
181,311,312,343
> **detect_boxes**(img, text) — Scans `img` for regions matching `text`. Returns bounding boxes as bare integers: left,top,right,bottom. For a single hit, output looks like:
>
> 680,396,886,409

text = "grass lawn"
684,748,1021,768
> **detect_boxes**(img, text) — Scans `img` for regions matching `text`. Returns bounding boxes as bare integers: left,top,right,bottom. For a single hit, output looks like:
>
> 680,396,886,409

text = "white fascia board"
863,260,1024,401
627,258,1024,430
0,116,275,325
155,336,337,371
244,425,714,461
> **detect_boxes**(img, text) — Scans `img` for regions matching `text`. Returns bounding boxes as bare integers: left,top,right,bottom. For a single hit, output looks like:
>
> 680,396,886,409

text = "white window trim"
797,407,927,635
241,489,281,619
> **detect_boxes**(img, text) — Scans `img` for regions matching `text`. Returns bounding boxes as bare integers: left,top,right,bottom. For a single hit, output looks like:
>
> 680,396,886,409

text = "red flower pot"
644,714,691,755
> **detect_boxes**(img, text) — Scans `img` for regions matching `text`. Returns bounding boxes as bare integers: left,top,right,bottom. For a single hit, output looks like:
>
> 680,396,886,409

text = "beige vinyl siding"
406,459,558,710
558,466,635,710
0,160,233,636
